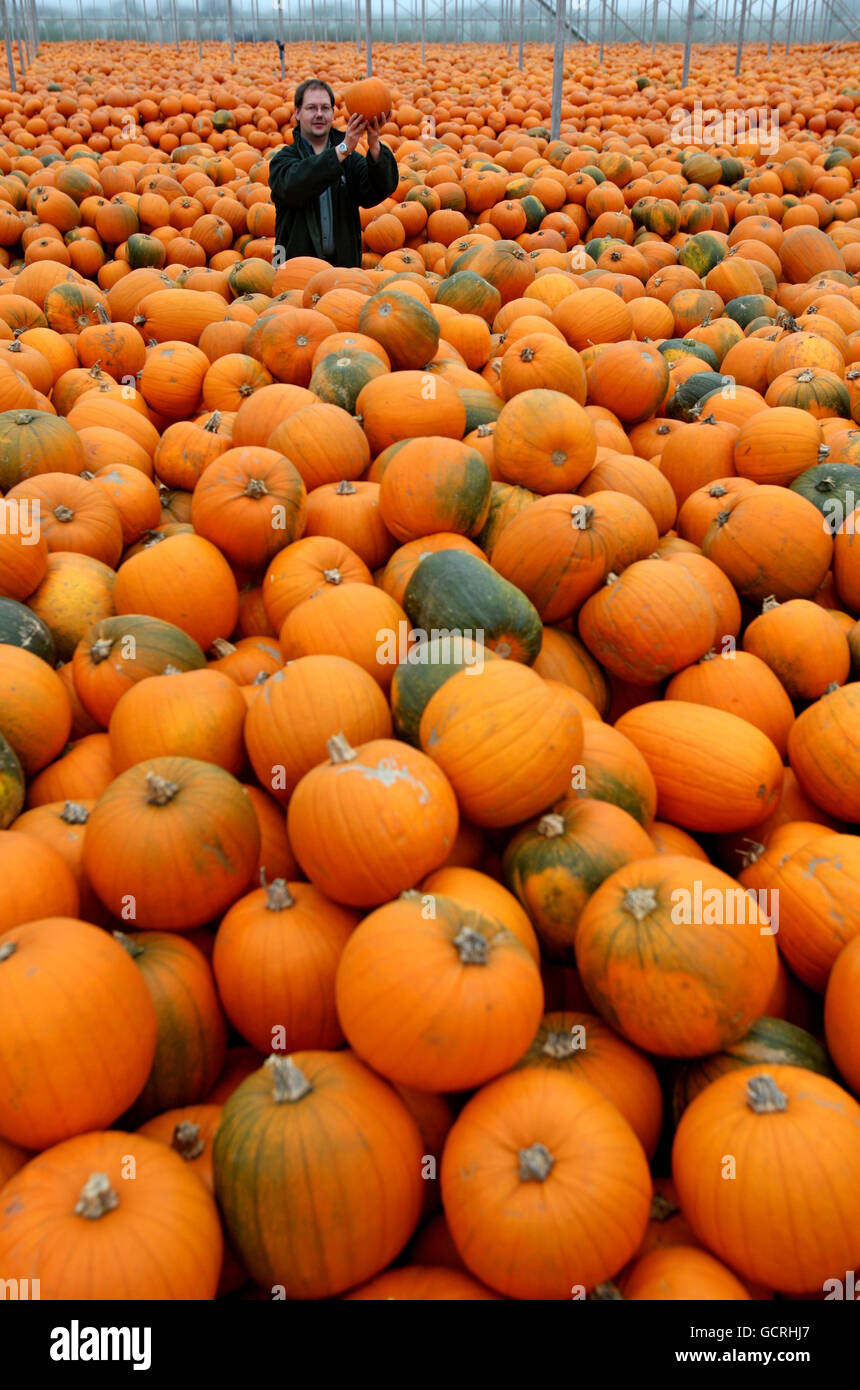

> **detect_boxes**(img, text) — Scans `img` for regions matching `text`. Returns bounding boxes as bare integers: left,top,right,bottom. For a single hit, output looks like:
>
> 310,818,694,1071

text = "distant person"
268,78,398,269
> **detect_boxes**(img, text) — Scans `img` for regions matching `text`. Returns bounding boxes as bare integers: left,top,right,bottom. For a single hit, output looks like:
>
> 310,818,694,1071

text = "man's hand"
365,113,389,160
339,113,366,159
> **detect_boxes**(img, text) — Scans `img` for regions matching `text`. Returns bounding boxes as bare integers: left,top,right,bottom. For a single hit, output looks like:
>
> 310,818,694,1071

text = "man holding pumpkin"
268,78,398,269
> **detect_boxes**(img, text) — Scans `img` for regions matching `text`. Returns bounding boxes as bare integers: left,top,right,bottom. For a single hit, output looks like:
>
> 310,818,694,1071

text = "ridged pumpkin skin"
344,1266,500,1300
671,1017,834,1124
562,719,658,827
575,855,779,1057
621,1247,751,1301
664,649,795,758
244,654,392,804
825,934,860,1097
514,1010,662,1157
336,891,543,1092
378,438,492,543
503,800,654,963
287,735,459,908
701,485,833,603
213,880,360,1053
83,757,260,930
113,532,239,651
0,643,72,776
115,930,227,1124
672,1067,860,1294
391,637,496,747
108,668,248,775
493,388,597,493
404,548,543,664
440,1067,651,1300
0,918,157,1149
787,682,860,822
419,661,584,828
739,826,860,992
72,615,207,727
743,597,851,703
615,702,784,833
420,865,539,964
0,1130,222,1299
578,558,717,685
212,1052,424,1298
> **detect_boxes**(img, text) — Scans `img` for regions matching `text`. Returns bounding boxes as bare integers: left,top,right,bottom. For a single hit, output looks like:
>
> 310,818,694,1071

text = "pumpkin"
531,627,609,715
790,461,860,531
578,453,677,535
308,349,388,414
575,855,779,1056
190,447,307,569
137,1103,223,1195
267,401,371,490
403,548,542,664
420,865,539,964
212,1052,424,1298
0,643,71,775
83,757,260,930
0,1130,222,1299
578,558,717,685
358,288,440,370
440,1067,651,1299
514,1010,662,1157
701,484,833,603
419,660,584,829
676,476,758,548
344,76,392,121
355,370,467,453
672,1067,860,1294
503,800,654,963
615,701,784,833
0,917,157,1149
0,828,80,935
665,649,795,757
213,879,359,1053
787,682,860,821
335,890,543,1091
26,731,114,809
114,929,227,1123
0,732,24,831
0,597,55,664
113,532,239,651
390,635,496,746
71,614,207,727
620,1247,751,1301
733,406,827,487
493,388,596,493
825,934,860,1097
278,582,409,692
262,535,372,631
561,718,658,827
743,596,851,701
0,497,49,603
287,734,458,908
671,1016,834,1123
0,407,85,490
378,438,492,543
108,668,249,775
303,479,395,571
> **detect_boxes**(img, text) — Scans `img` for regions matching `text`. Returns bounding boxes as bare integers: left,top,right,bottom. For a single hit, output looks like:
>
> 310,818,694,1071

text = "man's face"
297,87,334,144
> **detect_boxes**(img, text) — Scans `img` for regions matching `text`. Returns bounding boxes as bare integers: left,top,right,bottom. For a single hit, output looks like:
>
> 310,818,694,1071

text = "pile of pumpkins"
0,40,859,1302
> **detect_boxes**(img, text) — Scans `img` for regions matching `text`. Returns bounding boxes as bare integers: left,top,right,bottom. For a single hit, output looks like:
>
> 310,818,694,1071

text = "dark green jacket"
268,127,398,268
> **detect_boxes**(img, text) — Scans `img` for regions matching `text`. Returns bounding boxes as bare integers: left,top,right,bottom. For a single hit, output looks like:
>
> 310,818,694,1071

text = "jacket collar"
293,126,344,157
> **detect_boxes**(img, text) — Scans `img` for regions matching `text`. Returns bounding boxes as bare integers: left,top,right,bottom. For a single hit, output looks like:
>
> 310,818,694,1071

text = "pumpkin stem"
323,568,343,585
709,483,727,497
454,926,490,964
94,302,110,324
818,444,830,464
605,571,619,586
700,648,717,662
265,878,295,911
589,1282,624,1300
538,813,565,838
203,411,222,433
825,681,840,694
541,1030,575,1060
89,636,113,664
746,1073,789,1114
336,480,357,495
60,801,89,825
519,345,535,362
253,670,270,685
172,1122,205,1161
518,1142,555,1182
267,1054,312,1103
211,638,236,658
244,477,268,499
74,1172,119,1220
657,423,670,434
327,732,357,764
796,367,815,382
622,886,658,921
740,839,766,869
113,929,144,958
162,663,182,675
144,771,180,805
650,1192,680,1222
0,941,17,963
53,505,75,523
476,423,494,437
6,339,21,353
79,469,95,481
761,595,780,611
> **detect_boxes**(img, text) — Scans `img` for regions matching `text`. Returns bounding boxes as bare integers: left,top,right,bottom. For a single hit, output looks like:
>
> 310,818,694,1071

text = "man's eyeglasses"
303,105,333,114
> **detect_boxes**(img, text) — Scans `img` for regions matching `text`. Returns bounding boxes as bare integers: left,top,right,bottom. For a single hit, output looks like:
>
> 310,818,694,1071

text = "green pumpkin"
126,233,166,269
476,480,537,557
309,350,387,414
458,389,502,434
390,635,496,746
718,156,745,186
824,148,852,170
678,231,726,278
434,270,501,326
580,165,605,184
723,295,778,329
634,198,680,238
789,462,860,533
0,598,56,663
671,1017,834,1125
403,549,542,665
666,371,730,422
636,75,649,90
658,338,721,370
584,235,614,262
212,109,237,131
0,730,24,829
519,195,547,233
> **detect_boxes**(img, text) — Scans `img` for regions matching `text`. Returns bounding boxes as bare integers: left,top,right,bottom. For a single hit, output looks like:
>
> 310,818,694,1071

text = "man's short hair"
294,79,336,112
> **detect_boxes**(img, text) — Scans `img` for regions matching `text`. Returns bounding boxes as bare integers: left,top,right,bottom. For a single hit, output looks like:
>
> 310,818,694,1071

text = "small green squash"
403,548,543,665
678,231,726,278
